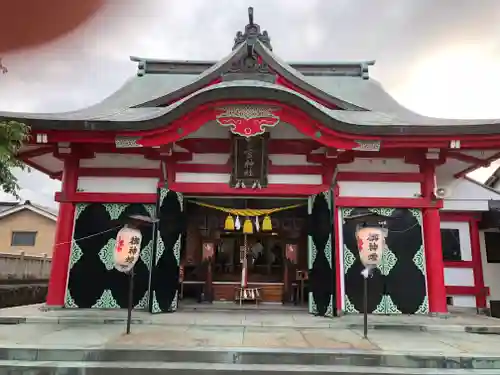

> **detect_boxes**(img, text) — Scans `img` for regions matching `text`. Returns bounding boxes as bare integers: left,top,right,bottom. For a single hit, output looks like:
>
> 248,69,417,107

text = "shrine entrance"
179,197,309,308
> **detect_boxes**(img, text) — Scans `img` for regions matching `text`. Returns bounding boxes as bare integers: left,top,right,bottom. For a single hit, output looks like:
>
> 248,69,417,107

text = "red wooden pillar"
469,219,487,309
421,162,448,314
46,153,79,307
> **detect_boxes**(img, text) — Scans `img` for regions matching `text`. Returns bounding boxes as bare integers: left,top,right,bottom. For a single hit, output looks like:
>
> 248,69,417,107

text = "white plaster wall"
269,154,319,166
338,181,420,198
440,221,472,261
450,295,476,308
480,230,500,303
442,200,489,211
443,268,474,286
177,153,229,164
175,173,228,184
337,158,419,173
80,154,160,169
175,173,322,185
77,177,158,194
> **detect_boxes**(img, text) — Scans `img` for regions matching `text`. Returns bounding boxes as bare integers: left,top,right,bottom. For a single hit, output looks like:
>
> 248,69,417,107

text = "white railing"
0,252,51,279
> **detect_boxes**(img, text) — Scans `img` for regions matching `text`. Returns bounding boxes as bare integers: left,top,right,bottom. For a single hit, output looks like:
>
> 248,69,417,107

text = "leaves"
0,120,30,198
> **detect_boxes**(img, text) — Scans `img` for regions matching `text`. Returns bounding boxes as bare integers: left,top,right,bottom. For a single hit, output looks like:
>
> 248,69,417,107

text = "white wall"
80,154,160,169
448,296,476,308
338,181,420,198
338,158,419,173
77,177,159,194
444,268,474,286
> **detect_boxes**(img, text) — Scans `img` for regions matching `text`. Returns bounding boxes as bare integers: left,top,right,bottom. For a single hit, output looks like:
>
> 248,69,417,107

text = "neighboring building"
484,167,500,190
4,9,500,316
0,201,57,257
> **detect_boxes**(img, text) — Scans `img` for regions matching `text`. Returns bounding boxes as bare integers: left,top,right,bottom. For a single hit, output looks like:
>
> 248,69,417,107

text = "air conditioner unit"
434,187,451,199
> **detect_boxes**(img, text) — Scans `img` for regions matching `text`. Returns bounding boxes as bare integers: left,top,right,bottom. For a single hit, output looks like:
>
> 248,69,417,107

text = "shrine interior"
180,197,309,305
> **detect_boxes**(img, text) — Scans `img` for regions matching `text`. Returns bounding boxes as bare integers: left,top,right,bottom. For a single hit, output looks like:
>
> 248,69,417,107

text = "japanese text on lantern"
126,236,141,264
356,226,384,267
367,232,379,263
243,141,254,177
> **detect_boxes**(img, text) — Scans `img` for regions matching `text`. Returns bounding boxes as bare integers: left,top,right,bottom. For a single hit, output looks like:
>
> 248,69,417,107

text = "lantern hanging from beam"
114,226,143,273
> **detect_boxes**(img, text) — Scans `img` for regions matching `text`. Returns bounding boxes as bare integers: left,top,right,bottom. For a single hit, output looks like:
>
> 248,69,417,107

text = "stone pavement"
0,305,499,373
0,318,498,357
0,304,500,333
0,319,499,373
0,304,496,356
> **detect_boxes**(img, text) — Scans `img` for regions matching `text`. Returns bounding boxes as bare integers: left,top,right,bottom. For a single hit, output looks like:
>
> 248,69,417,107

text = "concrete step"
0,347,499,370
0,361,497,375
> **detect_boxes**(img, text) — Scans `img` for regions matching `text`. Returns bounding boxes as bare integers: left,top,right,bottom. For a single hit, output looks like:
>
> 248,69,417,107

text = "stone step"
0,361,497,375
4,315,499,334
0,347,499,370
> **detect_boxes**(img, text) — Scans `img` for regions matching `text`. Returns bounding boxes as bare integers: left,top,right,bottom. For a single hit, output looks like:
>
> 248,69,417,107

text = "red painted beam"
55,192,157,204
443,261,474,268
169,182,327,196
176,138,322,155
447,151,485,165
17,146,55,158
175,163,323,175
446,285,490,296
454,151,500,179
470,219,487,309
440,212,481,222
336,196,442,209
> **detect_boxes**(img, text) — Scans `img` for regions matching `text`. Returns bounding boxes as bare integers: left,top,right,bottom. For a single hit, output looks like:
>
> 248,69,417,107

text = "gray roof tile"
1,38,500,134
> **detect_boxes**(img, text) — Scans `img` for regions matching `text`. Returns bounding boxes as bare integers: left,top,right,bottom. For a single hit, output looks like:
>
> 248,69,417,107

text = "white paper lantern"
355,226,386,267
114,226,143,273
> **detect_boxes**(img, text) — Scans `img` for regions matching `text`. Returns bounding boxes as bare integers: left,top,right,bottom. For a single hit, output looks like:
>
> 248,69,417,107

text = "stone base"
428,312,451,319
39,304,64,312
478,307,490,316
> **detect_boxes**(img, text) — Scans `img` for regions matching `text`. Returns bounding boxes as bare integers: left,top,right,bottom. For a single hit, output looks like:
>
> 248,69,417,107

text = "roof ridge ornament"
233,7,272,51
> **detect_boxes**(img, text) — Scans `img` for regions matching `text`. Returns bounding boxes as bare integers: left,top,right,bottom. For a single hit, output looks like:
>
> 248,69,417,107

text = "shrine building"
4,8,500,317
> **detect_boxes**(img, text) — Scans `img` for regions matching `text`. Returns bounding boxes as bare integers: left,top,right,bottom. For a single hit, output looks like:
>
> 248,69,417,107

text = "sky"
1,0,500,208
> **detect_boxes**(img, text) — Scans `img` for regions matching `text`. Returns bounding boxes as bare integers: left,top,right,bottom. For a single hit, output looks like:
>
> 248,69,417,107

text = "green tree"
0,59,30,198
